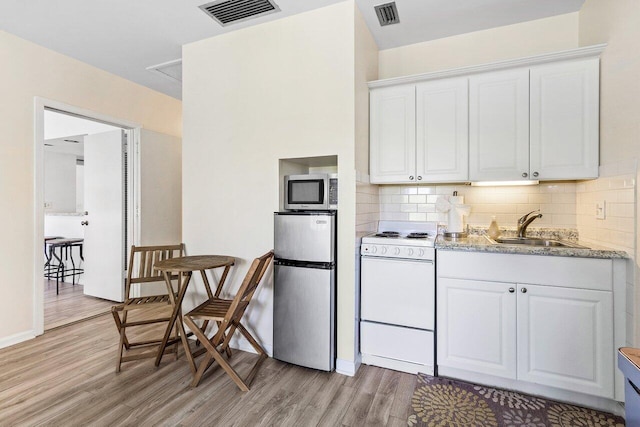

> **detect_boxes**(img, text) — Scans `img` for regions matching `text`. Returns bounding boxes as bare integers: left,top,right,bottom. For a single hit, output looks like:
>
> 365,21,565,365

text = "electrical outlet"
595,200,606,220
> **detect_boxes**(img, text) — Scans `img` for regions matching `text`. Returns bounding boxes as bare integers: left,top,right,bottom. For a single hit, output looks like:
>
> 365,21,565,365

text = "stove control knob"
370,246,377,254
381,247,387,255
394,247,400,255
418,249,425,257
407,248,414,256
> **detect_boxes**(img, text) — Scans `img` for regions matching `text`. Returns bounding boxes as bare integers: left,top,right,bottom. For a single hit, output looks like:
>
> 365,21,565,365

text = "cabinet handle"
81,221,89,226
522,172,528,178
409,176,414,181
533,172,539,178
417,176,422,181
521,287,527,293
508,287,515,293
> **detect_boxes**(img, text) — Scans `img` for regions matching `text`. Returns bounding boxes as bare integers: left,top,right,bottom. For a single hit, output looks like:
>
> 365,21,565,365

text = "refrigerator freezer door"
274,213,335,263
274,264,335,371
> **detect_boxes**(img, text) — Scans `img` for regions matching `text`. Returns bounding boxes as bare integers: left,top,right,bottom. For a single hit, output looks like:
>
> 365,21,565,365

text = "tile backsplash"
576,173,636,253
378,182,577,230
356,180,380,234
356,167,636,251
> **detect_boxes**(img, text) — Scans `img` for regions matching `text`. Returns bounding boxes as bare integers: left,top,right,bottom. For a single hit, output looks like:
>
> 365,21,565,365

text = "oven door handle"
361,256,433,264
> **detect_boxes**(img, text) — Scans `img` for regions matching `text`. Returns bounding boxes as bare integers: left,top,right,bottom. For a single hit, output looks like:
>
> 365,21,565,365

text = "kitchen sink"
492,237,589,249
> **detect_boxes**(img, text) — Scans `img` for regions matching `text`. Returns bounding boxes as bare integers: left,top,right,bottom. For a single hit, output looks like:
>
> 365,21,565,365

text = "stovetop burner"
407,232,430,239
362,221,437,251
374,231,400,238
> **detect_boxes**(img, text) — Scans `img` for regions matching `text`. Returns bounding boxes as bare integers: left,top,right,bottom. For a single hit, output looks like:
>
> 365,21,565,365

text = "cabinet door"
416,78,469,182
437,278,517,379
530,58,599,180
469,69,530,181
517,284,614,398
370,85,416,183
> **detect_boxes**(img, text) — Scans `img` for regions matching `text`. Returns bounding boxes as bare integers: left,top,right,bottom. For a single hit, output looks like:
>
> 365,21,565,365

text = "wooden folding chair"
183,250,274,390
111,244,185,372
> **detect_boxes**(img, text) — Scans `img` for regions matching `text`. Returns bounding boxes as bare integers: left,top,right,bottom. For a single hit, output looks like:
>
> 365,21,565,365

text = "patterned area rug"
408,374,625,426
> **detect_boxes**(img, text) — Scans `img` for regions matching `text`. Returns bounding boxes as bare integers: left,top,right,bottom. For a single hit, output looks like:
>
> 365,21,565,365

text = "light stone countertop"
435,234,629,259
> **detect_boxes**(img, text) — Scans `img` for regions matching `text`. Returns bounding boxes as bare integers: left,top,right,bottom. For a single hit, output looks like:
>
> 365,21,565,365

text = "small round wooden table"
153,255,235,371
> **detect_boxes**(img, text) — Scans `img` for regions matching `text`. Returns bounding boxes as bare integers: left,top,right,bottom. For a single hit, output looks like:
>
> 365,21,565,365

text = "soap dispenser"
487,216,500,239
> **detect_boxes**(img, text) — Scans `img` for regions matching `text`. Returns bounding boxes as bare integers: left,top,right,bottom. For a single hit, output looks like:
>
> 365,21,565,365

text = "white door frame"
33,97,141,336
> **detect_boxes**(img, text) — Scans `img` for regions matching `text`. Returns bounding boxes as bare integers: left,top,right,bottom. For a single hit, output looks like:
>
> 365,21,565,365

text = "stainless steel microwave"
284,173,338,211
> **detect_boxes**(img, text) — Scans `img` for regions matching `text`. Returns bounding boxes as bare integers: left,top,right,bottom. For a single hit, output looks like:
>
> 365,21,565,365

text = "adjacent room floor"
44,279,114,330
0,313,414,426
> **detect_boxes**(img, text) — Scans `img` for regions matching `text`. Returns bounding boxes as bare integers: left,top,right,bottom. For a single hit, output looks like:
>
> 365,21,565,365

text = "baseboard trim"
362,353,434,375
230,337,274,358
0,330,35,350
182,326,274,358
336,354,362,377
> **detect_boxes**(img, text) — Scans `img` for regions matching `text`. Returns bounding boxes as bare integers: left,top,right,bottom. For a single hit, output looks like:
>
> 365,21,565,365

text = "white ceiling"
358,0,584,50
44,110,120,140
0,0,584,100
44,110,122,158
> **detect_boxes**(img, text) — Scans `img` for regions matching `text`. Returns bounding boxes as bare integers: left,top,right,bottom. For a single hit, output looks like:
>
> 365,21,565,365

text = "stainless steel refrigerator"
273,211,336,371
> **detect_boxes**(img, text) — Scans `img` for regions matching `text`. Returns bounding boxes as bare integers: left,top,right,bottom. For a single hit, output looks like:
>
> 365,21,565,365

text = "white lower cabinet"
437,251,621,402
517,284,613,398
438,278,516,379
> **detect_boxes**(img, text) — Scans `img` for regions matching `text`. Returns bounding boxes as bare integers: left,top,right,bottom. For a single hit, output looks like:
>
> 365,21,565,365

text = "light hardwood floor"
0,314,416,426
44,280,114,330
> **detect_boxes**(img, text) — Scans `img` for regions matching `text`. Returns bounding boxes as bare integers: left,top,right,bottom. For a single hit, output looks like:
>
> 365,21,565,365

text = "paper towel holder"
441,190,469,238
443,231,467,239
444,224,469,239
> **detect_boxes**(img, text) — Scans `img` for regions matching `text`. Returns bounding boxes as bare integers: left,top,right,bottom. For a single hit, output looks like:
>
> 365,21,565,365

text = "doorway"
34,98,140,335
43,110,127,329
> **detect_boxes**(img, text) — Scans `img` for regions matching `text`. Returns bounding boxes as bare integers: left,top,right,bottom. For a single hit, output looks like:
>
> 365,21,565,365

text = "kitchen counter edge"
435,235,629,259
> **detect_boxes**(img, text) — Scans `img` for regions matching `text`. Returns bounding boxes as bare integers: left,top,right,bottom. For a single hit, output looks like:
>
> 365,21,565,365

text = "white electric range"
361,220,436,258
360,221,437,375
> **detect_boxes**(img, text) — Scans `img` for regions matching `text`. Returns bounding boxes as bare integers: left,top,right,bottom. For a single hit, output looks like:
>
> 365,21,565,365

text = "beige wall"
354,5,379,176
353,4,379,363
182,2,359,363
579,1,640,167
0,30,181,345
578,0,640,345
378,13,579,79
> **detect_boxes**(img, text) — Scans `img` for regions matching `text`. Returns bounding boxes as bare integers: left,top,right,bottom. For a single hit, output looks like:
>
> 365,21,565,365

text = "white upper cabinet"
416,78,469,182
370,78,469,184
368,45,604,184
469,69,530,181
530,58,600,180
369,85,416,183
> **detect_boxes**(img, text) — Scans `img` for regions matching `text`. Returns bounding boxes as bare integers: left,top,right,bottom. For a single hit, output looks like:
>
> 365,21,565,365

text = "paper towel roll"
449,196,464,205
436,195,471,233
447,198,471,233
448,209,465,233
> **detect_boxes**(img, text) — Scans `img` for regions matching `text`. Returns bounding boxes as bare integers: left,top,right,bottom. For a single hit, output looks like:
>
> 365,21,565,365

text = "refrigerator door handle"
274,259,335,269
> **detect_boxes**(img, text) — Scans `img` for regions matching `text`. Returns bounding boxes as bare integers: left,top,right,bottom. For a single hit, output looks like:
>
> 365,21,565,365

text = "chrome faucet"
517,210,543,238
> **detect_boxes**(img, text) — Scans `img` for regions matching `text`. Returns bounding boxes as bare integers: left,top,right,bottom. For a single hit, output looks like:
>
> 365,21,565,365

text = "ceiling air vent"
199,0,280,27
375,2,400,26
